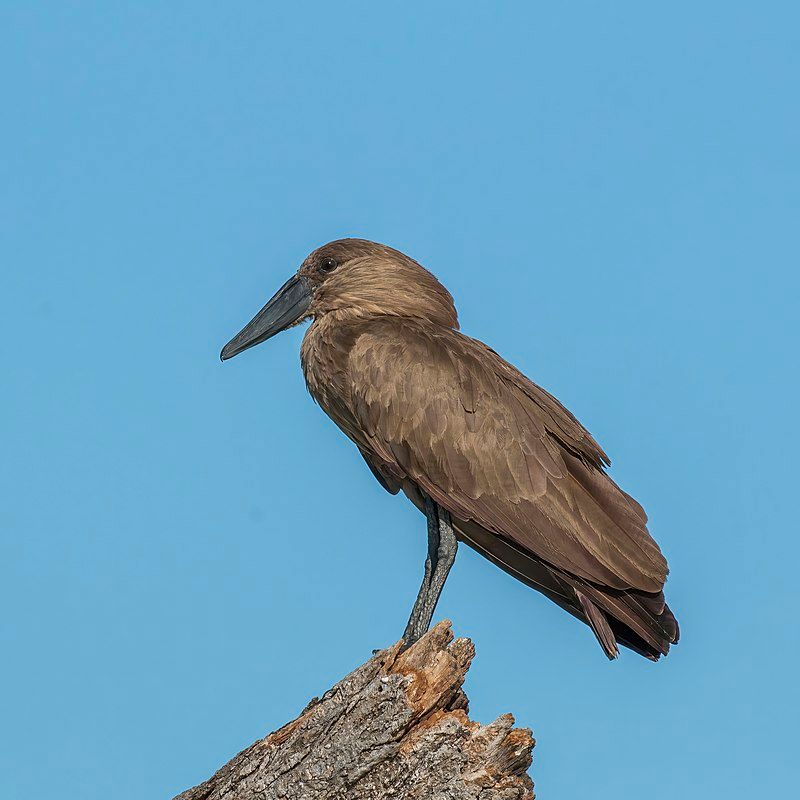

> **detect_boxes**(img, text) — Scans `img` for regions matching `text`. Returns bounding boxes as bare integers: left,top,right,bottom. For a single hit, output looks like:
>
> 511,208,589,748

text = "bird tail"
575,589,619,658
570,579,680,661
454,517,679,660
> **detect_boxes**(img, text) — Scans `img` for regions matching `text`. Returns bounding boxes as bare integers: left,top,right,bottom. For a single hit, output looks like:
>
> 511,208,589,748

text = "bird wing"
347,319,668,593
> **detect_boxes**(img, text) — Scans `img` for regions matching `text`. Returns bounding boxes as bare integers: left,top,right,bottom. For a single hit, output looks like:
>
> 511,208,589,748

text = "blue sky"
1,3,797,797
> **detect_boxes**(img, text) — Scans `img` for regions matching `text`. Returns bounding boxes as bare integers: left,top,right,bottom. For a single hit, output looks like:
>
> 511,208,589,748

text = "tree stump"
174,621,535,799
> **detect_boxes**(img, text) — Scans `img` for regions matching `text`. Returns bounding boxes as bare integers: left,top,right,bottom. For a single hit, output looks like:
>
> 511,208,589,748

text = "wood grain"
174,621,534,800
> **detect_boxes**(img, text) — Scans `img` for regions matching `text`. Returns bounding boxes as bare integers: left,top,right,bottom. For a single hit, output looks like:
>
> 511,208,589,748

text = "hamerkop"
221,239,679,660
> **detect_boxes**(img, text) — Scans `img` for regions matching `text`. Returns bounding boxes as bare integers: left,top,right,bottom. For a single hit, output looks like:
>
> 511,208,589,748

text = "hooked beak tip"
220,339,244,362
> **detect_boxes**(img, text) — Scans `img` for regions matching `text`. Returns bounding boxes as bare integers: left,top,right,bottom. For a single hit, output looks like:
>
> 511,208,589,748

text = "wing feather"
347,319,668,594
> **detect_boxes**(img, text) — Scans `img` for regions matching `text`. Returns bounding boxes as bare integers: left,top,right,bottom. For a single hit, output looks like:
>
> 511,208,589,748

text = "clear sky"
1,3,797,798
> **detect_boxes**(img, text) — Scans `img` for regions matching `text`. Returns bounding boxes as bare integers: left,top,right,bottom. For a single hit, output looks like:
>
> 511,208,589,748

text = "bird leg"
402,497,438,644
402,495,458,647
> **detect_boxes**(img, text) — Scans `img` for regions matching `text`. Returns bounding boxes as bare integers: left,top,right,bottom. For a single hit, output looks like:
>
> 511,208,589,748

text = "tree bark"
174,621,535,800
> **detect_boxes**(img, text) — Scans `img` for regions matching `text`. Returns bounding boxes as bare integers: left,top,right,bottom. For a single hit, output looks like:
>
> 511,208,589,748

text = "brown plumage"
221,239,679,660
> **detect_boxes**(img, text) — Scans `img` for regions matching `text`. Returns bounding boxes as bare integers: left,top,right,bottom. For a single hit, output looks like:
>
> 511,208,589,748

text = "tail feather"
568,578,679,660
454,517,679,660
576,590,619,659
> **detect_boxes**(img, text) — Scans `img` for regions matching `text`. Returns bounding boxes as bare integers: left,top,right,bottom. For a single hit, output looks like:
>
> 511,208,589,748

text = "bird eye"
320,257,337,272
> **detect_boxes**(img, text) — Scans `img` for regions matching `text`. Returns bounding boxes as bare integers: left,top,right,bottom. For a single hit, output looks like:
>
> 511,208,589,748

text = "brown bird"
221,239,679,660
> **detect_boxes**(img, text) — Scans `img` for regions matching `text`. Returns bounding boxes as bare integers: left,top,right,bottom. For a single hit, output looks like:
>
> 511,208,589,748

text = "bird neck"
300,310,360,410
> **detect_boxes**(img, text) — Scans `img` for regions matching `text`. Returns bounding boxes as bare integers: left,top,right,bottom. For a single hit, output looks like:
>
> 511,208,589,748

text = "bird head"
220,239,458,361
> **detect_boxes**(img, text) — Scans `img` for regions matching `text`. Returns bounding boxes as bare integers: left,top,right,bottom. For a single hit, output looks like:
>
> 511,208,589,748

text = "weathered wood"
175,621,534,799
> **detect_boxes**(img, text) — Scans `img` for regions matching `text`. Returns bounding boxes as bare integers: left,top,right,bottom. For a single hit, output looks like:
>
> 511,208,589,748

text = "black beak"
220,275,312,361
